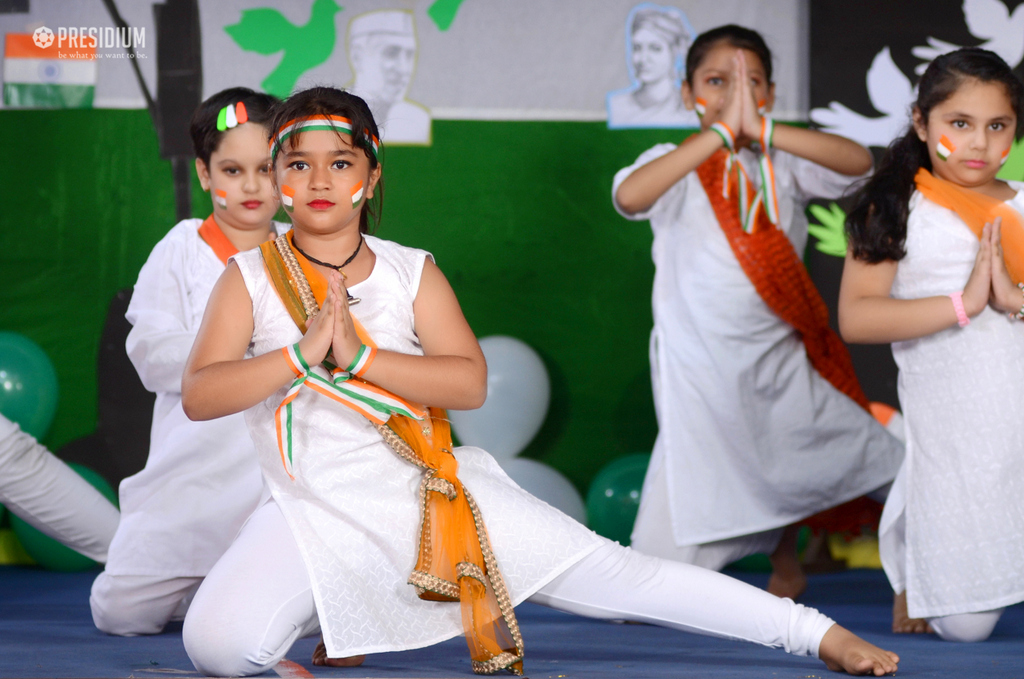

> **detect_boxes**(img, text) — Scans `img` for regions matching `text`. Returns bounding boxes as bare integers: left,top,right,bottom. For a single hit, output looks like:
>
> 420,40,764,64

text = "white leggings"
90,572,203,635
184,500,835,677
0,415,119,562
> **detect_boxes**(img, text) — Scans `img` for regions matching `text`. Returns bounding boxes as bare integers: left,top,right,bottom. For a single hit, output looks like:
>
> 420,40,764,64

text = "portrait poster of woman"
607,3,699,129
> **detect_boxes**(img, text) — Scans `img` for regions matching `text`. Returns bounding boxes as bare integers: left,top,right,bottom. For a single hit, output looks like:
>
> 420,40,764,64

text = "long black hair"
268,87,383,234
846,48,1024,263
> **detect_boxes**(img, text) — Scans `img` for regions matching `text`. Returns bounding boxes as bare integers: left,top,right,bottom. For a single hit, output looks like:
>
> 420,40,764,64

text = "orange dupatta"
197,215,239,264
696,150,881,534
696,150,869,410
914,168,1024,285
258,234,524,675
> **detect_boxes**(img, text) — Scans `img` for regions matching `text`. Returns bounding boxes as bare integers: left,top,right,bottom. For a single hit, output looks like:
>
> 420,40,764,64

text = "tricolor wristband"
282,343,309,377
760,116,774,151
949,291,970,328
710,122,735,152
345,344,377,378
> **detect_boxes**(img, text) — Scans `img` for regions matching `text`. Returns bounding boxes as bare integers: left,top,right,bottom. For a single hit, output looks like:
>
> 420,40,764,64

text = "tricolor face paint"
694,97,707,118
1002,147,1011,166
936,135,955,161
215,189,228,209
281,185,295,212
351,180,365,208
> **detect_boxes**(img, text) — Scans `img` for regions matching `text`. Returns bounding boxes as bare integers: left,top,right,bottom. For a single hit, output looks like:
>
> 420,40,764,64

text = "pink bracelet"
949,291,970,327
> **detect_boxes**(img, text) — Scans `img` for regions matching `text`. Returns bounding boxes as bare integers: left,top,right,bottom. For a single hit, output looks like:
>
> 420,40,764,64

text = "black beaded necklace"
292,236,363,276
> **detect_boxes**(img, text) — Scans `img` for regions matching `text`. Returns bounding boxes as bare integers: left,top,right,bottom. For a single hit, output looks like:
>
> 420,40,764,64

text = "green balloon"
0,332,59,440
586,453,651,545
10,462,117,572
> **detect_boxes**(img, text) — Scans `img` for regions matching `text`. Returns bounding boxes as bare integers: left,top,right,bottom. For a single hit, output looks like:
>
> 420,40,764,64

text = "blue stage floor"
1,565,1021,678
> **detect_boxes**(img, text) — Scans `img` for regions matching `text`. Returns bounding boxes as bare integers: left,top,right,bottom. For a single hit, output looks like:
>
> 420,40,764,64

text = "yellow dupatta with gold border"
258,233,525,675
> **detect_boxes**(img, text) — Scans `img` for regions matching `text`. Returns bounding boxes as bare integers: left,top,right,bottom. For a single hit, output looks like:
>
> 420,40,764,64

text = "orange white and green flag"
3,33,96,108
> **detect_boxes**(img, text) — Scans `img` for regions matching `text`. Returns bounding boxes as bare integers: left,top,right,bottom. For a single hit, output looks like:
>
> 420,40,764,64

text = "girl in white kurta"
841,48,1024,642
179,86,899,677
615,25,902,597
90,88,284,635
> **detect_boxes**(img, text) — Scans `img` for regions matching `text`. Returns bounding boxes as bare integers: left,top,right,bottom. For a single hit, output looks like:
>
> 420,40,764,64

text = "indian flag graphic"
3,32,97,108
281,185,295,211
694,97,707,117
215,189,227,208
350,181,364,208
1002,147,1011,166
936,135,955,161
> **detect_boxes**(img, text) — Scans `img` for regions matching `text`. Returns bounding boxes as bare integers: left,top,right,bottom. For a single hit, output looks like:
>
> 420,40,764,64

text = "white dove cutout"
810,47,916,148
912,0,1024,73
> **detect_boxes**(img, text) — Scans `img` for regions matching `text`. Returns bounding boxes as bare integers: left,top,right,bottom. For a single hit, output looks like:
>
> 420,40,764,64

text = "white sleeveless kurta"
232,236,603,657
614,144,904,547
880,190,1024,619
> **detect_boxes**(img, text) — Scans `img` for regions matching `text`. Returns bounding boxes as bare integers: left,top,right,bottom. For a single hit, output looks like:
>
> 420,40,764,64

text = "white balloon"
500,457,586,524
449,336,550,460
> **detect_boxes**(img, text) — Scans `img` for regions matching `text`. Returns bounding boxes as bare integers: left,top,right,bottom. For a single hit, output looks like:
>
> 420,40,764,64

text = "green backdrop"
0,110,676,492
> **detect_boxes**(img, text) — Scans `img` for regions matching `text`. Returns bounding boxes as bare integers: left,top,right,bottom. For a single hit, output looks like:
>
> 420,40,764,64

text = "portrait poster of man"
606,3,699,129
347,9,431,145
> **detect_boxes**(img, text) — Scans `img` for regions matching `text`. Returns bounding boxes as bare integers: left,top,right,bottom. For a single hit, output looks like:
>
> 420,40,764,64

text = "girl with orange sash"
179,86,898,677
614,25,902,599
90,88,287,636
842,48,1024,642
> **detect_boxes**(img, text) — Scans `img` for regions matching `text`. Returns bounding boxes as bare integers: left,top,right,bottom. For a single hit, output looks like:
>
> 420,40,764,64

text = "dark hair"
189,87,279,166
847,47,1024,263
685,24,772,85
268,87,383,234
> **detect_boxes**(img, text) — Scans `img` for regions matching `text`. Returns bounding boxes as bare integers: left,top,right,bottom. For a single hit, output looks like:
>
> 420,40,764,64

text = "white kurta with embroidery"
880,190,1024,618
232,236,603,657
613,144,903,547
105,219,286,577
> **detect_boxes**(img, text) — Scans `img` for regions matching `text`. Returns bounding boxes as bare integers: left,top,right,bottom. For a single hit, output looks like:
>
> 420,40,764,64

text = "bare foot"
311,638,366,667
892,590,932,634
767,524,808,600
818,624,899,676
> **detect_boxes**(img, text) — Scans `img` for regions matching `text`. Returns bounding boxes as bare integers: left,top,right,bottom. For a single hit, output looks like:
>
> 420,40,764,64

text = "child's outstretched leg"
768,523,808,600
528,539,898,676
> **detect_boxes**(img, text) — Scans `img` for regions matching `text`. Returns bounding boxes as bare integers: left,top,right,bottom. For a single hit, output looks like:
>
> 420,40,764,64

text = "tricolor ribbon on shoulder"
275,341,423,480
709,118,779,233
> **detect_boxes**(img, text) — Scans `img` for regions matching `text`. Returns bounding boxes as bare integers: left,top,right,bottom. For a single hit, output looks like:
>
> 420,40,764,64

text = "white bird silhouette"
810,47,915,149
912,0,1024,73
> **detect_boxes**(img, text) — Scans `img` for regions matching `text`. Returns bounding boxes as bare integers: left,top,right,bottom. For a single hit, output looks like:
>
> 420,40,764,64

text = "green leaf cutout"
806,202,848,258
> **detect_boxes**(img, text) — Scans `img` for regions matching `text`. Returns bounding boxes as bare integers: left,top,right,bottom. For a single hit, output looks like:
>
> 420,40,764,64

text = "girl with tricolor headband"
90,87,288,639
841,47,1024,642
614,24,901,602
179,86,897,677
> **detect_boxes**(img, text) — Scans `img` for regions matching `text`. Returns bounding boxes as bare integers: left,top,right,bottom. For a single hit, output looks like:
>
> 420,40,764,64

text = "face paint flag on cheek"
757,99,767,115
1002,147,1011,166
351,181,365,208
281,185,295,212
936,135,955,161
694,97,707,118
215,189,228,209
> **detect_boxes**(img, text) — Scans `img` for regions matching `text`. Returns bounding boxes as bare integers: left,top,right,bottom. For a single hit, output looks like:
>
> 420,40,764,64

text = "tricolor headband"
270,115,381,162
216,102,249,131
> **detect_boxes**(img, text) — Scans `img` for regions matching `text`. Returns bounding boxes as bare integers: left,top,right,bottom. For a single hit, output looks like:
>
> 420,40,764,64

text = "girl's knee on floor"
929,609,1004,643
